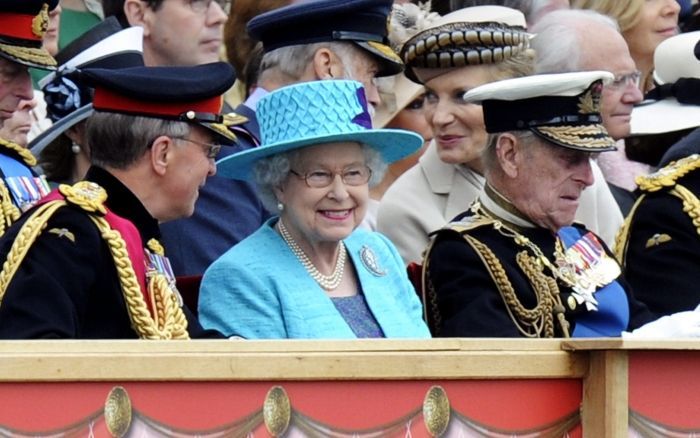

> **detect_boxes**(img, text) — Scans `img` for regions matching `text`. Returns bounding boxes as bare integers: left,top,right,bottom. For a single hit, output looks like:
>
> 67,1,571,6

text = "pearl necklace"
278,219,346,290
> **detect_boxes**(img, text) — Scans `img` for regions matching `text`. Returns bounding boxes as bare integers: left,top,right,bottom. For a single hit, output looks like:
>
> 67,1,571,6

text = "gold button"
567,296,577,311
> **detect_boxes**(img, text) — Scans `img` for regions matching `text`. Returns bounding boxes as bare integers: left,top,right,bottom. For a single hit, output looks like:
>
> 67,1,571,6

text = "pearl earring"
71,142,81,154
277,202,284,212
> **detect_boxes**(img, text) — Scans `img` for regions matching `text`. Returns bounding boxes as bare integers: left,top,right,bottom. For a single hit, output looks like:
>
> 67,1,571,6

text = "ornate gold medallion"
423,386,450,436
263,386,291,437
104,386,132,437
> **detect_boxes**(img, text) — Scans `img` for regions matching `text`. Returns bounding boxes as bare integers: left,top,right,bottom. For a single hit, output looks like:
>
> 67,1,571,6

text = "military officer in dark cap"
159,0,404,278
0,62,245,339
423,71,659,338
0,0,59,235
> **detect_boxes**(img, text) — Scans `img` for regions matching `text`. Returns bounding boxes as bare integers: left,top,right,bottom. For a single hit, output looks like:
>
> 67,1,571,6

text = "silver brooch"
360,245,386,277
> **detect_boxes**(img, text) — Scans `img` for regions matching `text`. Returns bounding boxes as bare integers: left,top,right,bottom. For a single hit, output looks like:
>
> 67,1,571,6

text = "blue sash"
557,226,629,337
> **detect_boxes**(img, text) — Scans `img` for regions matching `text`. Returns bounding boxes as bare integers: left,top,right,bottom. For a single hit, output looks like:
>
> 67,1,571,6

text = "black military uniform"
0,167,219,338
0,62,246,339
617,136,700,317
421,71,658,338
426,190,654,337
0,0,59,234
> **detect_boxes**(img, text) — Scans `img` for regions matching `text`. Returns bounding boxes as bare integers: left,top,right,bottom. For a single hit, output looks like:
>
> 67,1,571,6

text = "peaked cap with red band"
81,62,246,143
0,0,59,69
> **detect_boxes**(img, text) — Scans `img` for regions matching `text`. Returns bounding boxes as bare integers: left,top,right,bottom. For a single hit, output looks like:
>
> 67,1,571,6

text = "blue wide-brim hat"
216,80,424,180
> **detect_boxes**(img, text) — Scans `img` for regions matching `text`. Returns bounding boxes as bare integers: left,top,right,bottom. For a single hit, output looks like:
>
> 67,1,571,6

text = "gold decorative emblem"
423,386,450,436
59,181,108,215
645,233,672,249
31,4,50,39
104,386,132,437
577,81,602,114
263,386,291,436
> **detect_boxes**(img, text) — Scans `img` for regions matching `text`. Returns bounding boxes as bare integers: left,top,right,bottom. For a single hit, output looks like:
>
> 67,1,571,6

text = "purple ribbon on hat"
351,87,372,129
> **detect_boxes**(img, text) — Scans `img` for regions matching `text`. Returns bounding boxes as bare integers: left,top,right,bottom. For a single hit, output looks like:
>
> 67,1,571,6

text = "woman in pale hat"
375,5,536,264
377,5,626,265
199,80,431,339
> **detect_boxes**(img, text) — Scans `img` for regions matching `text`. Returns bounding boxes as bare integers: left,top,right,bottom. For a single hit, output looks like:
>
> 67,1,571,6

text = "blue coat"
199,219,431,339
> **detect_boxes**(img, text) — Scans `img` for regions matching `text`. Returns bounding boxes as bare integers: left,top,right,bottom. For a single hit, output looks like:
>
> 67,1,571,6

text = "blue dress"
199,218,431,339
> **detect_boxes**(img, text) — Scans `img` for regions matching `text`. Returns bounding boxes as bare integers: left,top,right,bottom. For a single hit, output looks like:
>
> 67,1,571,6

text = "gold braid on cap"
0,42,57,67
400,21,529,69
0,182,189,339
535,125,615,150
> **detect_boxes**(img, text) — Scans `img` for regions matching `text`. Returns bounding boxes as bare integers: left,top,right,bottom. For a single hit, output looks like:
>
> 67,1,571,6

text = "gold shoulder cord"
0,139,39,236
0,182,189,339
426,205,570,338
463,235,568,338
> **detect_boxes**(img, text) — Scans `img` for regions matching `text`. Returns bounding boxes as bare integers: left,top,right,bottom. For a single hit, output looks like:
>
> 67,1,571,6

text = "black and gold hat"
463,71,617,152
0,0,59,69
399,5,530,84
247,0,403,77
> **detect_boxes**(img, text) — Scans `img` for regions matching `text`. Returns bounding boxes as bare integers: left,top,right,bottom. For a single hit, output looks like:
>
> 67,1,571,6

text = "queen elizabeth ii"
198,80,431,339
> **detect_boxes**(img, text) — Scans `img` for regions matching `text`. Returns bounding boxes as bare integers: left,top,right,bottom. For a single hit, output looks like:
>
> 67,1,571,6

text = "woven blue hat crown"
259,80,372,145
217,80,423,180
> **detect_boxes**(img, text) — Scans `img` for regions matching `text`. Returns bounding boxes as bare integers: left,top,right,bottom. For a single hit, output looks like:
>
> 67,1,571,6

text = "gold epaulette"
637,154,700,193
443,215,497,234
59,181,108,215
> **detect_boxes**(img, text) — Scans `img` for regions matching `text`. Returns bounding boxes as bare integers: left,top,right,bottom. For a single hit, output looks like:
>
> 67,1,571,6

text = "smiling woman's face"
275,142,369,251
623,0,680,62
422,65,495,171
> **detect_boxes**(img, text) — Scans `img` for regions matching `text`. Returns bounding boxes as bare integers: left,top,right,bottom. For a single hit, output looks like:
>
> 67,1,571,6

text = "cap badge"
32,4,50,39
577,81,602,114
360,246,386,277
